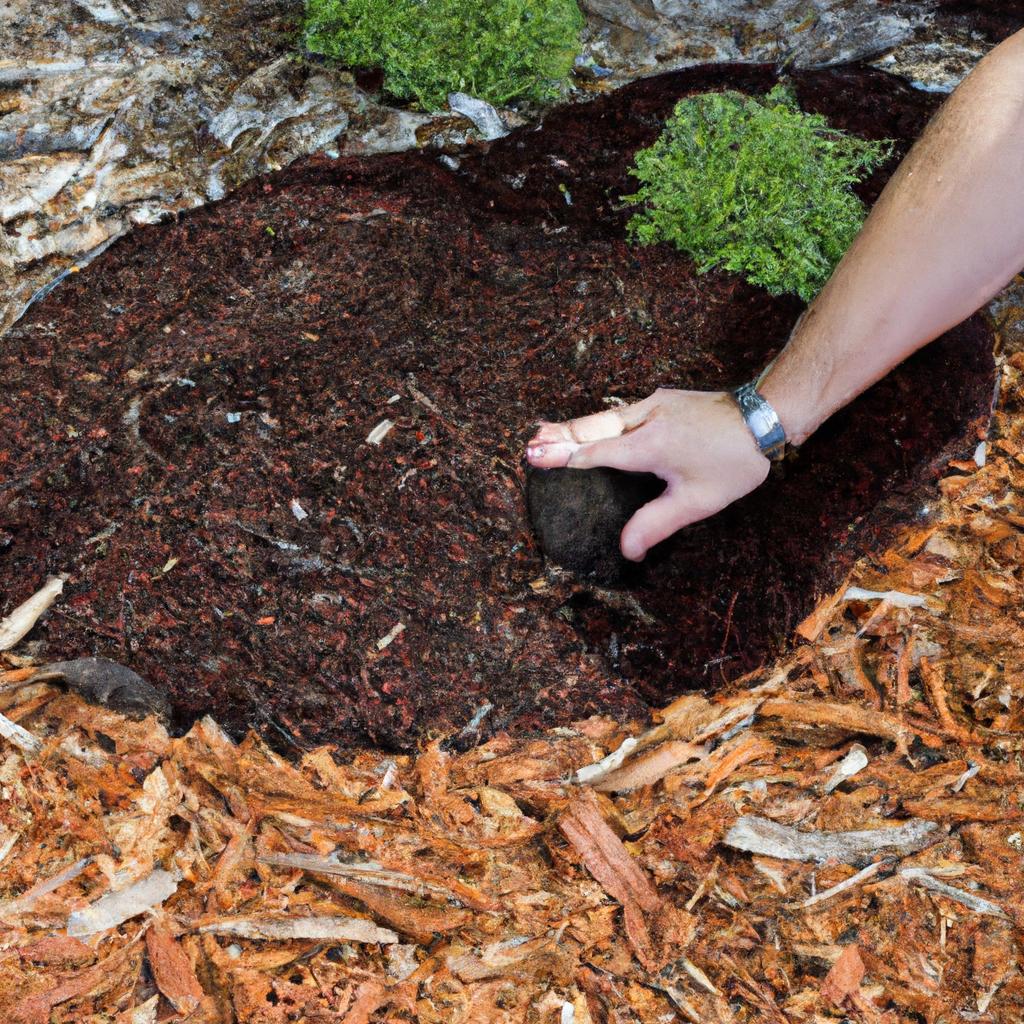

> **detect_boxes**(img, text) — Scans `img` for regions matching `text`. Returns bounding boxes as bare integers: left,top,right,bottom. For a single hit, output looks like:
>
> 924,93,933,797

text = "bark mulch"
0,64,996,750
1,281,1022,1024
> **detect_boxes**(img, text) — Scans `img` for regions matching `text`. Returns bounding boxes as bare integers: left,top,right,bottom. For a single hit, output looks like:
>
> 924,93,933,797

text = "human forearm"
761,29,1024,445
525,32,1024,561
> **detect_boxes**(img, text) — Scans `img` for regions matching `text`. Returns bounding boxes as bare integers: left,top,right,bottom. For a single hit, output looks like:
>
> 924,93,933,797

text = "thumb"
620,486,708,561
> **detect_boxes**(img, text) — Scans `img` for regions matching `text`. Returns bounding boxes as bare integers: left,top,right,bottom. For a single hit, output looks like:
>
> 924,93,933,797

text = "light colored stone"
870,30,991,92
577,0,943,80
448,92,509,141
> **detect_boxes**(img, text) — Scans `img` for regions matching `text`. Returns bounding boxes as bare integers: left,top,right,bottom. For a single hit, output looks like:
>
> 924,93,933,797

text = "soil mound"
0,64,995,750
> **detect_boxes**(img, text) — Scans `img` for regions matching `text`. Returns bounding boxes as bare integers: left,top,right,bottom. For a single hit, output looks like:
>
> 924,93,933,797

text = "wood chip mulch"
3,287,1024,1022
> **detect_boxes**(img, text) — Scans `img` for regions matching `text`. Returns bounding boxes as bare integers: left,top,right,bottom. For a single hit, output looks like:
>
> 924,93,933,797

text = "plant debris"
0,576,64,652
3,312,1024,1016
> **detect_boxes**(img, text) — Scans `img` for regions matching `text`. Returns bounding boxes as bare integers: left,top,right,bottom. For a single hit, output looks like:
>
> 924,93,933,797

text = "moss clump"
303,0,584,110
624,85,891,302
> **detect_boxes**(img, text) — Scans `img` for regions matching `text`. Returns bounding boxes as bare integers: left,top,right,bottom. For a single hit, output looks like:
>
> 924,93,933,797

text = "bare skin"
527,29,1024,562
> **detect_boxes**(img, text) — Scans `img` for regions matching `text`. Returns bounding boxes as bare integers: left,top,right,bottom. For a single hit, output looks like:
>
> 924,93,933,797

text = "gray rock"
577,0,938,80
30,656,171,720
447,92,509,141
870,29,991,92
527,466,665,582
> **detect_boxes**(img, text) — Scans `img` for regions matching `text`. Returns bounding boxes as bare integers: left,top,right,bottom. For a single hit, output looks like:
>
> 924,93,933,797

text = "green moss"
303,0,583,109
624,85,891,302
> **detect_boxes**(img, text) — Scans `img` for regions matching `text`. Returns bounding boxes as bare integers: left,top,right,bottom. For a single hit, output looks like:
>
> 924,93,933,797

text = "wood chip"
0,575,65,651
593,740,705,792
366,419,394,445
67,869,178,937
560,788,661,968
145,920,205,1014
724,815,942,863
843,587,928,608
197,914,399,943
0,709,42,755
821,944,865,1005
899,867,1009,919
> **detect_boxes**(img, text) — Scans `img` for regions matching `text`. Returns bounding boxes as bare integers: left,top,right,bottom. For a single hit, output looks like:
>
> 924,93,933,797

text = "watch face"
735,383,786,459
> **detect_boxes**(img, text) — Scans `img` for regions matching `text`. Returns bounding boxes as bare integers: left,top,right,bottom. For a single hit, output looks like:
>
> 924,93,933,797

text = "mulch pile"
0,64,996,750
1,282,1023,1024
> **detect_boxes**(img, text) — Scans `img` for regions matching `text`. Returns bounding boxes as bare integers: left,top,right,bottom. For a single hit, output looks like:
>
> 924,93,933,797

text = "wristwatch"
731,381,787,461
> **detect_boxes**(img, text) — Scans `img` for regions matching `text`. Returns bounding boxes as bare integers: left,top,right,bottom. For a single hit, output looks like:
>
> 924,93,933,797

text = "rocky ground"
1,0,1017,335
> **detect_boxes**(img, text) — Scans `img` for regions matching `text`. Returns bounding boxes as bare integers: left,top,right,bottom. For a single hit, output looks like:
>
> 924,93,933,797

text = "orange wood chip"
145,921,205,1014
821,944,866,1006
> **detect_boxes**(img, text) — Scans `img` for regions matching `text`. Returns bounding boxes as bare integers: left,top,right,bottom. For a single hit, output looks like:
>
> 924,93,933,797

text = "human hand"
525,389,771,561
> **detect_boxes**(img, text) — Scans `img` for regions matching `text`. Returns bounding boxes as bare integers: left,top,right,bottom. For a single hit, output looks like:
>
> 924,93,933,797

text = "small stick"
0,710,42,756
718,591,739,657
0,667,38,686
795,859,891,909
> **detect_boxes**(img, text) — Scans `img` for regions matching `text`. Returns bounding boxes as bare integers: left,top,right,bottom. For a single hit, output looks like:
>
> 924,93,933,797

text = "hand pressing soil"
526,467,665,582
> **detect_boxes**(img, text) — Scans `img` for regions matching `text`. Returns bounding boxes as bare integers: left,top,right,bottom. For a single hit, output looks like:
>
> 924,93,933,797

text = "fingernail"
527,445,545,459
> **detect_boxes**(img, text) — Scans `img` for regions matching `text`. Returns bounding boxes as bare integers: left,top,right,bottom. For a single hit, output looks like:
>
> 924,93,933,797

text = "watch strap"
731,381,787,461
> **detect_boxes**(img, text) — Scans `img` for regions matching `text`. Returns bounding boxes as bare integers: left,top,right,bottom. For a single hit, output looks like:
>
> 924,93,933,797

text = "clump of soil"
0,64,995,751
527,468,665,582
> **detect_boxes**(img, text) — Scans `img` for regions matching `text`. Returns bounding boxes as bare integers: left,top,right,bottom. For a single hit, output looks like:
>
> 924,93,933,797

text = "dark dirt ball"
0,64,996,751
526,468,666,583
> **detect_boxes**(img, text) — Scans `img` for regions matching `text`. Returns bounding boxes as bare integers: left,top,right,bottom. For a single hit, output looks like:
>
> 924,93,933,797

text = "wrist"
758,367,820,447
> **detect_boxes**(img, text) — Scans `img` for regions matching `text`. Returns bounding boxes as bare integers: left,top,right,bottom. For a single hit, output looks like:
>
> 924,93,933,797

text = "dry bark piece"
593,740,706,792
197,914,398,943
559,788,662,968
723,815,942,863
573,736,639,785
0,856,92,918
823,743,869,793
446,934,562,982
29,657,169,720
0,710,43,756
0,576,64,651
14,935,94,967
67,869,178,936
820,944,866,1005
898,866,1009,918
144,921,205,1014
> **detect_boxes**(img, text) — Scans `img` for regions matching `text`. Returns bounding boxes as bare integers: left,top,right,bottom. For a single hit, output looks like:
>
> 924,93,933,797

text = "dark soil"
932,1,1024,44
0,64,995,751
527,468,666,582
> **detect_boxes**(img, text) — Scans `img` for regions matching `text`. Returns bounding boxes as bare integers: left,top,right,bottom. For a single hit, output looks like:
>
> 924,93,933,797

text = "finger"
528,397,654,448
620,486,710,561
525,438,581,468
565,434,654,472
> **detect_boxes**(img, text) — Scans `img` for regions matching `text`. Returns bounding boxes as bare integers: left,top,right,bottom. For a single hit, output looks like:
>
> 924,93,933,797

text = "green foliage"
624,85,891,302
303,0,583,109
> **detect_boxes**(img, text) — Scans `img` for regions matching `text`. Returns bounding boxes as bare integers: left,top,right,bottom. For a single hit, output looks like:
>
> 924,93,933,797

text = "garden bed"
0,63,996,750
